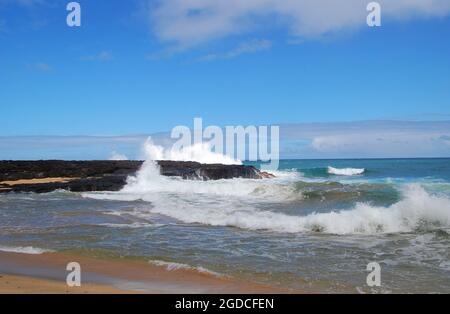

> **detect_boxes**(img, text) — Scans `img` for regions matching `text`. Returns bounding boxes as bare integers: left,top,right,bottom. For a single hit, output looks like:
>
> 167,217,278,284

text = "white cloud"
440,135,450,146
0,0,48,7
0,135,149,160
81,51,114,62
1,121,449,160
148,0,450,48
30,62,51,71
198,39,272,61
282,121,450,158
109,151,129,160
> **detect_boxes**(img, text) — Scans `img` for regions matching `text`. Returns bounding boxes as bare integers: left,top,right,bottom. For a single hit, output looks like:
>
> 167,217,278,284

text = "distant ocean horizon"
1,157,450,161
2,120,450,161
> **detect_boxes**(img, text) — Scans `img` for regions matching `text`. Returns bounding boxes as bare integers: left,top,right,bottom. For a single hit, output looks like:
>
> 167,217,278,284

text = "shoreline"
0,251,298,294
0,274,131,294
0,160,272,194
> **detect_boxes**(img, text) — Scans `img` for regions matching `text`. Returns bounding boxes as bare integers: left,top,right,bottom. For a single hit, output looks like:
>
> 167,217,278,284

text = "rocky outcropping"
158,160,274,180
0,160,274,193
0,160,143,181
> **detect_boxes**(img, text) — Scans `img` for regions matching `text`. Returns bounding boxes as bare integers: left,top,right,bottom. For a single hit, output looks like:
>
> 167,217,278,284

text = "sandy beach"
0,251,294,294
0,274,129,294
0,177,79,186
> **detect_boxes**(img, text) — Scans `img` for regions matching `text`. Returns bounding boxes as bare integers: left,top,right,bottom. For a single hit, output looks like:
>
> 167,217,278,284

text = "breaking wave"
85,179,450,235
0,245,53,254
96,222,161,229
149,260,223,277
143,138,241,165
82,142,450,235
328,166,365,176
113,159,299,199
143,184,450,235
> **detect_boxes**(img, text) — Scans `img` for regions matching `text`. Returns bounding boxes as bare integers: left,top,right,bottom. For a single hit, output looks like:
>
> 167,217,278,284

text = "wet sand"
0,251,296,294
0,274,129,294
0,177,79,186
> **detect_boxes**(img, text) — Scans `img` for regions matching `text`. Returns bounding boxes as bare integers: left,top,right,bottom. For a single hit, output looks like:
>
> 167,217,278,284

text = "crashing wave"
85,183,450,235
151,184,450,235
143,138,241,165
327,166,365,176
82,141,450,235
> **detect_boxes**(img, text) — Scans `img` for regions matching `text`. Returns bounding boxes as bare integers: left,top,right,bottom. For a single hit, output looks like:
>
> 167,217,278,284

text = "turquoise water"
1,158,449,293
251,158,450,181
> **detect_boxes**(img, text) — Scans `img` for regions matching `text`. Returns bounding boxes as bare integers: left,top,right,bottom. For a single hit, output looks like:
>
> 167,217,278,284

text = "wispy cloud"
0,0,48,8
0,135,149,160
0,19,6,33
0,0,53,30
16,0,46,6
29,62,52,72
81,51,114,62
281,120,450,158
147,0,450,49
2,121,450,160
198,39,272,61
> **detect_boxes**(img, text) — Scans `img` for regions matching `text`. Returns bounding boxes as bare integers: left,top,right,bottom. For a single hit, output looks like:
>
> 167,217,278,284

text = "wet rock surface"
0,160,272,193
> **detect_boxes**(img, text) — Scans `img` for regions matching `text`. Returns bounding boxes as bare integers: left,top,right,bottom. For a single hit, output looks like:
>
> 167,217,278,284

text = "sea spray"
143,138,242,165
87,176,450,235
84,149,450,235
328,166,365,176
120,139,287,196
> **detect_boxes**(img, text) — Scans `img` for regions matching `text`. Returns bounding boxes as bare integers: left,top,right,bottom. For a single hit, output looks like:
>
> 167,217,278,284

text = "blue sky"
0,0,449,158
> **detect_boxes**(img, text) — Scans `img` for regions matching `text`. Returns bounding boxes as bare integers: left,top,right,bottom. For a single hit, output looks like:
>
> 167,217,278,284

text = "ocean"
1,158,449,293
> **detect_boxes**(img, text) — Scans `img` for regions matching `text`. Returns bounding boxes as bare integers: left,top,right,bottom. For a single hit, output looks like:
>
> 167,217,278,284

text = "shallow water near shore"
1,158,449,293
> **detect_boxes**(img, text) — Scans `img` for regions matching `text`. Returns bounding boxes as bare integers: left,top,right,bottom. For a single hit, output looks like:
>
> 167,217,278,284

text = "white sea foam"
86,180,450,235
111,160,298,200
109,151,128,161
143,138,241,165
96,222,162,228
328,166,365,176
83,142,450,235
83,140,287,199
0,245,53,254
149,260,223,277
